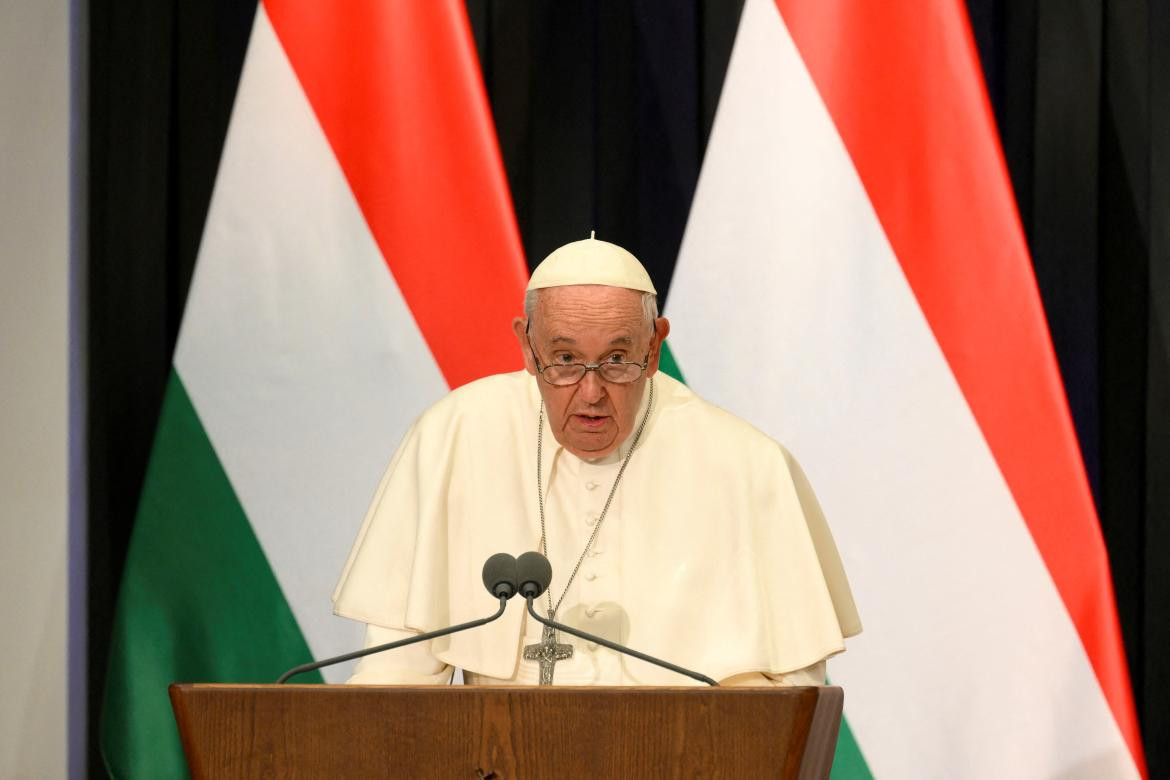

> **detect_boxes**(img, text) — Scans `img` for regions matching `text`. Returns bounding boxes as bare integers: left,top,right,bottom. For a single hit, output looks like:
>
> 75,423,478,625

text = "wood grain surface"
170,684,842,779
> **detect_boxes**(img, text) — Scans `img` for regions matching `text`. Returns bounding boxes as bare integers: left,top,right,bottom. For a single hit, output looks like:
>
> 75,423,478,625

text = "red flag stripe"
262,0,528,389
772,0,1144,771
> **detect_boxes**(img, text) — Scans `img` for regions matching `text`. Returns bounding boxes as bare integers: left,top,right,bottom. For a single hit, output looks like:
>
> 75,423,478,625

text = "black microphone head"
516,551,553,600
482,553,518,599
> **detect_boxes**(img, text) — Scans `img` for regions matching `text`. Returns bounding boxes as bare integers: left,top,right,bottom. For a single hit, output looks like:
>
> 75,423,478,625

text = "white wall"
0,0,71,775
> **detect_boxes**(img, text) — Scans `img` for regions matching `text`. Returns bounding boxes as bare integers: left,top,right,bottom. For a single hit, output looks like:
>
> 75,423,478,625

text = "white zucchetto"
526,233,657,294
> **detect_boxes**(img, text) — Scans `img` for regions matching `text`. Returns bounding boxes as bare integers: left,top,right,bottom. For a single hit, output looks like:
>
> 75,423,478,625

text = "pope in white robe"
332,235,861,686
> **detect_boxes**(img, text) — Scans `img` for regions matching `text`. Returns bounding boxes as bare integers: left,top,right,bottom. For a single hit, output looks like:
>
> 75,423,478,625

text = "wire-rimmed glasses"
526,327,651,386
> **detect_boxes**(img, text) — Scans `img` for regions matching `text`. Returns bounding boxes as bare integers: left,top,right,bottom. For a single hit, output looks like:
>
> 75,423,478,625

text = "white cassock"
333,371,861,686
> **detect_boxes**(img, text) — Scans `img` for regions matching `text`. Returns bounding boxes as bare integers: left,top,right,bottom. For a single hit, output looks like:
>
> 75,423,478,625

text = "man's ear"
646,316,671,376
513,316,537,375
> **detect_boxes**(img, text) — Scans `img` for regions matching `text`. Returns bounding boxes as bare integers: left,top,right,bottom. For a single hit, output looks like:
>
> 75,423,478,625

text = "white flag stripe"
175,7,448,680
667,0,1134,776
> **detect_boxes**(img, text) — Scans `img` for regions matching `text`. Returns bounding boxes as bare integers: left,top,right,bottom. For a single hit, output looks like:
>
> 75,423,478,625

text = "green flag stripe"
831,715,873,779
101,372,322,779
660,339,874,778
658,340,686,384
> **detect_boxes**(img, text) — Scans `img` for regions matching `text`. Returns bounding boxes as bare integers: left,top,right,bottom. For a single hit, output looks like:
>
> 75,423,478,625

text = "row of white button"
582,475,607,654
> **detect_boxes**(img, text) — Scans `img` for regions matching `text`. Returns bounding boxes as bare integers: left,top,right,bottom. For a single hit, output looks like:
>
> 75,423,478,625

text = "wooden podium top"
171,683,842,779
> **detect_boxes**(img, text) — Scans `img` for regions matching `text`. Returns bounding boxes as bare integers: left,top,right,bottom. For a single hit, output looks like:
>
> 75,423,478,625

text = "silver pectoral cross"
523,624,574,685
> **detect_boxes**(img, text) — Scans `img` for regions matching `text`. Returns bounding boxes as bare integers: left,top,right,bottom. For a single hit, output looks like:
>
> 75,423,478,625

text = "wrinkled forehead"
531,285,648,340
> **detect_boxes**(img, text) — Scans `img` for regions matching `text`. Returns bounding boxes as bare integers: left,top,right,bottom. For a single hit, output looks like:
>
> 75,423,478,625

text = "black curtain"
87,0,1169,776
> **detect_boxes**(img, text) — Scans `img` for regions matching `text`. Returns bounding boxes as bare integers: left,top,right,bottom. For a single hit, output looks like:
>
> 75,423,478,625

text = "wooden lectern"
170,684,843,778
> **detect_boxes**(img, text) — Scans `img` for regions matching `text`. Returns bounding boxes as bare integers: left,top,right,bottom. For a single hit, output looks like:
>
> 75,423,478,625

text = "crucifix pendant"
523,624,574,685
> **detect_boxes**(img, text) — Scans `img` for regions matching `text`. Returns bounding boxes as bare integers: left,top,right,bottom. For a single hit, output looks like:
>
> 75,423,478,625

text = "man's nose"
577,369,606,403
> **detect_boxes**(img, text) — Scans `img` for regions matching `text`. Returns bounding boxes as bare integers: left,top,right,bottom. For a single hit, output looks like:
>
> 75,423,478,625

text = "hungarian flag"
99,1,527,776
663,0,1145,776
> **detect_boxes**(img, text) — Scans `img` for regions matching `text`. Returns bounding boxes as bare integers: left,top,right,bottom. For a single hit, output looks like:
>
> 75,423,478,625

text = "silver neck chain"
536,376,655,620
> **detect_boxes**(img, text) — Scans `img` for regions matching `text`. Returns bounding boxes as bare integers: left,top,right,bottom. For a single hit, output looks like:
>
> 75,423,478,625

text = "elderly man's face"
513,285,670,460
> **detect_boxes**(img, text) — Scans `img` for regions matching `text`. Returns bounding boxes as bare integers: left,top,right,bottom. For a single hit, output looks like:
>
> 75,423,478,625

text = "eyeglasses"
526,324,652,386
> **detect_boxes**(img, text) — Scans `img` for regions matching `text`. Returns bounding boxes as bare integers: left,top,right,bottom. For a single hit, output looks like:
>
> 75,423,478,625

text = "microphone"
483,552,520,599
276,553,520,683
516,550,552,599
518,551,718,687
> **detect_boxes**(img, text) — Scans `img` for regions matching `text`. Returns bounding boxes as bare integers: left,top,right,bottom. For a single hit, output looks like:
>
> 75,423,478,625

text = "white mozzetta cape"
333,371,861,683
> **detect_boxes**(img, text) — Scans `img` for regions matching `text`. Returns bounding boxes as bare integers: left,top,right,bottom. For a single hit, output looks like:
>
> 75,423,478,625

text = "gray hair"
523,288,659,327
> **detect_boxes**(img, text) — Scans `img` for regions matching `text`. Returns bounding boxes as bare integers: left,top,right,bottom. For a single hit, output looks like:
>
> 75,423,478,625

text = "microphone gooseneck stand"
524,597,718,687
274,550,718,686
276,595,509,684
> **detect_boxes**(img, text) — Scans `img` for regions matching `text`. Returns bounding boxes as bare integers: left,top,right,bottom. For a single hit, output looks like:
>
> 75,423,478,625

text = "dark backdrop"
87,0,1169,775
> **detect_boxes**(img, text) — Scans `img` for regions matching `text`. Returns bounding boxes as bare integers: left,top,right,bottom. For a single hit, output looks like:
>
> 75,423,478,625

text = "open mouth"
573,414,609,429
